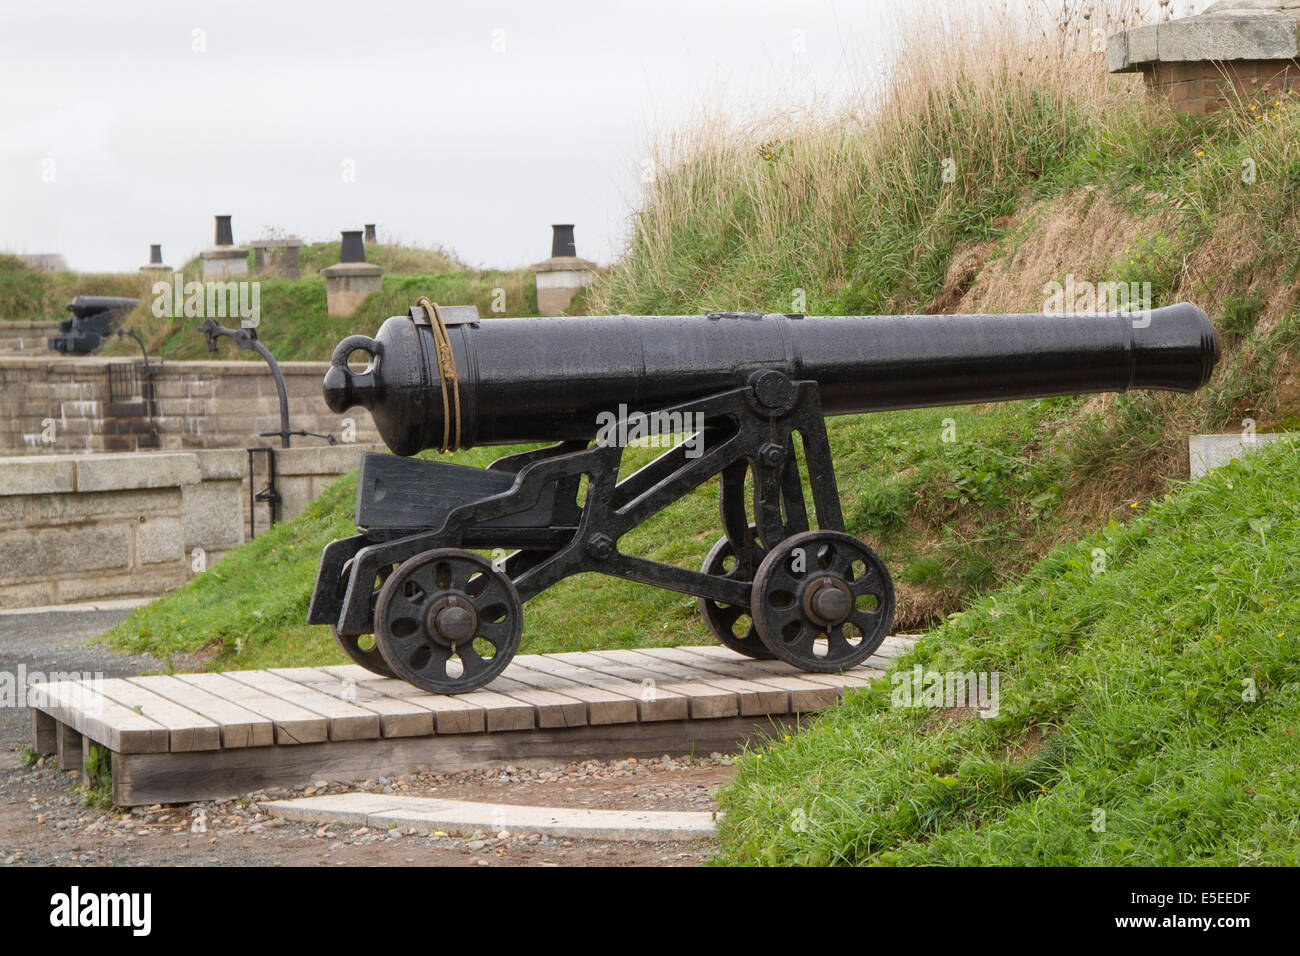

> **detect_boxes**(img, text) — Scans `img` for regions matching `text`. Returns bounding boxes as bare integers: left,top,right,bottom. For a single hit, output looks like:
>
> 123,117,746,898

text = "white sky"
0,0,901,272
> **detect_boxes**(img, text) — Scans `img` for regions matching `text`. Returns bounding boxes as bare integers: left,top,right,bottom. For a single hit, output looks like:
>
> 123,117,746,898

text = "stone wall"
1109,3,1300,116
0,356,379,455
1143,59,1300,116
0,322,61,356
0,453,196,608
0,444,384,609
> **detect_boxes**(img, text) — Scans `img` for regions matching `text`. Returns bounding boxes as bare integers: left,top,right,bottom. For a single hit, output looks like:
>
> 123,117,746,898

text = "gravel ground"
0,605,739,865
1,753,734,866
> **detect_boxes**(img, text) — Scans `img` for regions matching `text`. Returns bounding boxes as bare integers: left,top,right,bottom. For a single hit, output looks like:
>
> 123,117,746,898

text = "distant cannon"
309,302,1219,693
48,295,140,354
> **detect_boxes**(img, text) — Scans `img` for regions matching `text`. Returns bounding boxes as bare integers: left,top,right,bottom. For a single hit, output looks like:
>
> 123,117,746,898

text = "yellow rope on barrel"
415,296,462,453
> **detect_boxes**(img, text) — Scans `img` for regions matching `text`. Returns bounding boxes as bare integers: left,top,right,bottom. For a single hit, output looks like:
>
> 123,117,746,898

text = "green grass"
0,254,146,320
714,437,1300,866
121,268,540,362
0,247,542,362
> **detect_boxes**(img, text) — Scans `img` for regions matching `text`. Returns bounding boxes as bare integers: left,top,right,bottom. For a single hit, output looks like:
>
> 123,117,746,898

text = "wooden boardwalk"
28,637,915,806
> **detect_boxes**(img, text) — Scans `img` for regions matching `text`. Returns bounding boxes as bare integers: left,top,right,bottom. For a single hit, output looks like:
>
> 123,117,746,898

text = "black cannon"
308,301,1219,694
48,295,140,354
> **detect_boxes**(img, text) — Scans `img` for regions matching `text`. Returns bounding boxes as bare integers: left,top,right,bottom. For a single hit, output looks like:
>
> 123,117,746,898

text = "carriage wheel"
751,530,894,672
374,549,522,694
698,526,776,660
330,561,397,678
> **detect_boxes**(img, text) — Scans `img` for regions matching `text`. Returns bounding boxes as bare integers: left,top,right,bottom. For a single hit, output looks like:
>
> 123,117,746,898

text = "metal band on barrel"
415,296,462,453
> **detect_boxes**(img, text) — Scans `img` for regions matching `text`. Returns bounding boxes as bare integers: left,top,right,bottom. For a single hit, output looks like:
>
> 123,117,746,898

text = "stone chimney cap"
1108,0,1300,72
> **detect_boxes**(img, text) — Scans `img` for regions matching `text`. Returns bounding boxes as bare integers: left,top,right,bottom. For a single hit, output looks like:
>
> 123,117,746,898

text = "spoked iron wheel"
374,548,522,694
331,561,397,678
751,530,894,672
698,525,775,660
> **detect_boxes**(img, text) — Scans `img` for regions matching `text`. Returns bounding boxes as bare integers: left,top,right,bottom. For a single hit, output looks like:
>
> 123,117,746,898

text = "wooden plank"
316,664,381,684
30,709,56,756
548,651,738,719
112,716,777,806
95,680,220,752
789,670,881,691
681,635,915,667
480,676,588,729
175,673,327,745
668,650,884,694
56,721,82,771
874,634,918,659
655,647,839,711
319,668,488,736
444,689,533,733
633,647,792,713
512,655,688,722
595,649,790,716
676,647,889,686
303,667,526,733
128,675,275,749
495,662,638,725
222,670,381,742
29,680,168,754
268,668,433,739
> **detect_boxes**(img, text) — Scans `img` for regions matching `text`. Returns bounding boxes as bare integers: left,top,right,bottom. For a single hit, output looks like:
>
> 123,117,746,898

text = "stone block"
0,497,25,523
182,479,246,552
75,452,201,492
193,448,248,481
136,516,185,565
0,457,76,495
273,475,315,520
275,443,380,476
1158,14,1300,63
55,565,187,603
1107,31,1129,73
1127,23,1159,65
322,263,384,317
0,524,132,581
0,580,55,609
27,487,177,525
1111,9,1300,72
200,247,249,280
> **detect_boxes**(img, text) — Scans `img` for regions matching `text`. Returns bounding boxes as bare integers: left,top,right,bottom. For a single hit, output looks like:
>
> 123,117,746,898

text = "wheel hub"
426,595,477,645
802,575,852,627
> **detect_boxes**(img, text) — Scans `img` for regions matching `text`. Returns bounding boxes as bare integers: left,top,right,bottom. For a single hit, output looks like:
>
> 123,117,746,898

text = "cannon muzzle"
324,304,1218,457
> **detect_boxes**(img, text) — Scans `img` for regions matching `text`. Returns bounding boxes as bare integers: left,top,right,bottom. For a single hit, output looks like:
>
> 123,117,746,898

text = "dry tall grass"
590,0,1152,314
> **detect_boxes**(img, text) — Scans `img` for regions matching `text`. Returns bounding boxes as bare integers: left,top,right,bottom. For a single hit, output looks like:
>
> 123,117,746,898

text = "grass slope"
122,268,540,362
0,247,541,362
715,437,1300,866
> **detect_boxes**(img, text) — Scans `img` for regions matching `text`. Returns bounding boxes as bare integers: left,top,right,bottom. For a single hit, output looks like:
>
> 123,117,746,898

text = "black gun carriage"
48,295,140,354
308,301,1218,694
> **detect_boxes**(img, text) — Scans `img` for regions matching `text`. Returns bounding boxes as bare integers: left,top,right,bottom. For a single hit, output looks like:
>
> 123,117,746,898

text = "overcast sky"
0,0,910,272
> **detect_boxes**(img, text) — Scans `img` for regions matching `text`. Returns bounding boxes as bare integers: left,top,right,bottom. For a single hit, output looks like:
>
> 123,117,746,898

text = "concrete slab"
1188,432,1295,478
262,793,718,842
0,596,153,617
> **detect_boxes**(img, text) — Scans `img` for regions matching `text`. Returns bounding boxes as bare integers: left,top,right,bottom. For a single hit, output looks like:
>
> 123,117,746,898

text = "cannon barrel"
324,304,1219,456
65,295,140,319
